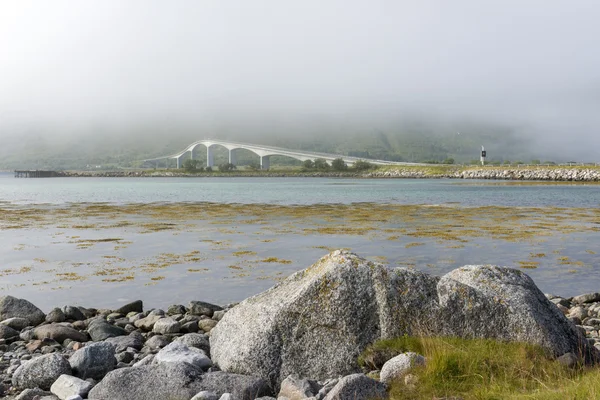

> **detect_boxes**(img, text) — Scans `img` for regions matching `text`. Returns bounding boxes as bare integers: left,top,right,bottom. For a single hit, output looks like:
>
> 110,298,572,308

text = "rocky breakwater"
367,167,600,181
0,251,598,400
455,167,600,181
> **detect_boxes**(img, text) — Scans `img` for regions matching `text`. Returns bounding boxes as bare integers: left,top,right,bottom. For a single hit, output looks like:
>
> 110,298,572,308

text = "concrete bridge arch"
143,138,422,169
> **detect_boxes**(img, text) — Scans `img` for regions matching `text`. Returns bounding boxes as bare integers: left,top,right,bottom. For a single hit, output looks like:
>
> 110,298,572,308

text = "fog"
1,1,599,159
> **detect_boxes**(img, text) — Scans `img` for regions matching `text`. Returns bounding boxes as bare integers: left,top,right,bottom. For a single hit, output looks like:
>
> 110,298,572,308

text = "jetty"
14,170,59,178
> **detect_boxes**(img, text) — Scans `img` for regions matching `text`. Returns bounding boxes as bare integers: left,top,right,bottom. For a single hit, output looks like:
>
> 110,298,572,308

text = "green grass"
359,336,600,400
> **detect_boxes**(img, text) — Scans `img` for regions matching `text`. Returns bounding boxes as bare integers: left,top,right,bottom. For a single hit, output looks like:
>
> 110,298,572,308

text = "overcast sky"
1,1,599,153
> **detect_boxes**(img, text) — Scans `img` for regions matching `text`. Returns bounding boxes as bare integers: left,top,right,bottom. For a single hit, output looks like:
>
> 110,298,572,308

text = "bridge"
143,139,424,169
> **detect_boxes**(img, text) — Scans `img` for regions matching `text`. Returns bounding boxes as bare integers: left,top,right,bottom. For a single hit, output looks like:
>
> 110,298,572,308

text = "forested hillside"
0,119,540,170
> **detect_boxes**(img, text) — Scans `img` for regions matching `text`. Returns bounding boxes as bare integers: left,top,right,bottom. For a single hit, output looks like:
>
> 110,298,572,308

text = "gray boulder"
199,371,271,399
210,251,395,387
14,388,53,400
145,334,170,349
175,333,210,354
46,308,66,323
34,324,88,343
153,317,180,334
323,374,387,400
133,314,162,331
211,251,597,388
1,317,31,331
278,375,320,399
50,374,93,400
436,265,597,361
12,353,72,390
61,306,86,321
189,301,222,318
69,341,116,380
88,362,271,400
0,324,19,340
114,300,143,315
87,362,202,400
87,318,126,341
379,352,426,385
105,334,143,352
0,296,45,326
153,341,212,370
573,293,600,304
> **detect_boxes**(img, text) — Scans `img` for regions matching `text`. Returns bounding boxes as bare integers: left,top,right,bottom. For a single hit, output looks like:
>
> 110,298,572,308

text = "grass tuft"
359,336,600,400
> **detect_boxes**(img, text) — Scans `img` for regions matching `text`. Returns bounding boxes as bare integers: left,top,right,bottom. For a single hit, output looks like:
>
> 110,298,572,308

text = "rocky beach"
51,166,600,181
0,251,598,400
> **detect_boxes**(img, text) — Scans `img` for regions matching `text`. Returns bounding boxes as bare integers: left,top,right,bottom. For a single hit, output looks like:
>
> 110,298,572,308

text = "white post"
260,155,270,170
229,149,237,165
480,146,486,166
207,146,214,167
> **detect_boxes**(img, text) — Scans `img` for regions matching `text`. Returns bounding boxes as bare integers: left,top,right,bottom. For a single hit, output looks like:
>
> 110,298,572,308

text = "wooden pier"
14,170,59,178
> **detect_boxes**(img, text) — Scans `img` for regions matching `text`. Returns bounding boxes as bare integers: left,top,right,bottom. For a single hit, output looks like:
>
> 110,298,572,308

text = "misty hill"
0,119,538,170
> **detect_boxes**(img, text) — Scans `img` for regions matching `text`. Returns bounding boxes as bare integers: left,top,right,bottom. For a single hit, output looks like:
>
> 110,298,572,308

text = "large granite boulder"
436,265,595,360
0,296,45,326
210,251,395,387
211,251,598,388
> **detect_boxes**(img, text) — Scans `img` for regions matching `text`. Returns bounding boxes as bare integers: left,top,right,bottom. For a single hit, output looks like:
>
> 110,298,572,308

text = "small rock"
14,388,53,400
46,308,66,323
191,391,219,400
18,330,35,343
1,317,31,331
133,314,163,331
167,304,187,315
34,324,88,343
0,324,19,340
115,351,134,364
174,333,210,354
50,374,93,400
279,374,320,399
569,306,588,320
69,341,116,380
87,319,126,341
557,352,580,368
12,353,72,390
380,352,426,385
323,374,387,400
105,334,143,352
153,341,212,370
198,319,218,333
153,317,181,334
189,301,223,318
114,300,143,315
181,320,199,333
145,335,170,350
0,296,46,326
573,293,600,304
61,306,86,321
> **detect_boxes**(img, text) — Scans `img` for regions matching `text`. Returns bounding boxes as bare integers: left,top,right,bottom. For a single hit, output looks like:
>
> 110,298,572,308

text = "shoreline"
47,165,600,181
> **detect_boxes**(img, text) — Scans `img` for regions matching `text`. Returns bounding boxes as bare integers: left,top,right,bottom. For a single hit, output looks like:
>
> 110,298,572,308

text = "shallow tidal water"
1,173,599,310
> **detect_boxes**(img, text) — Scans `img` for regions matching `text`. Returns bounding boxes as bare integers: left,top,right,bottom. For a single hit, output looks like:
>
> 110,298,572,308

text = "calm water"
2,173,600,208
1,172,599,310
